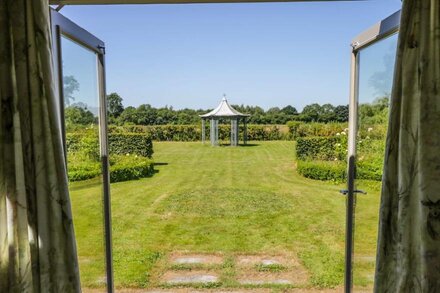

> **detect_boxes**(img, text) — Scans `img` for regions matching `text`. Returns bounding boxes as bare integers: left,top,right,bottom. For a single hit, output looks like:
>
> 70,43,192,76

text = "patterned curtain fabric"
0,1,80,292
375,0,440,292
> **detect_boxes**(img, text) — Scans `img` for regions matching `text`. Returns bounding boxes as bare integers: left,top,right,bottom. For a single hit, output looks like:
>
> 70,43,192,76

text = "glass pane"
353,33,398,290
61,35,107,291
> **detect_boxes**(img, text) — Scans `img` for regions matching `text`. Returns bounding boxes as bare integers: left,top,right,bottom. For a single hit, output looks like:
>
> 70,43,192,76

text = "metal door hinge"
340,189,367,195
98,45,106,54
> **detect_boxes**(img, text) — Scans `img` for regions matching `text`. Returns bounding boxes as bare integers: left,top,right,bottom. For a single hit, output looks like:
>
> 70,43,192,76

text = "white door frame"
344,10,400,293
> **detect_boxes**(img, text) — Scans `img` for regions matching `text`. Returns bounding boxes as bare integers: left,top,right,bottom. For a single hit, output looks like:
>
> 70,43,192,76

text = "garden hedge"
109,158,155,183
68,156,155,183
110,124,290,141
296,136,345,161
297,160,346,182
66,131,154,159
296,160,383,182
108,133,154,158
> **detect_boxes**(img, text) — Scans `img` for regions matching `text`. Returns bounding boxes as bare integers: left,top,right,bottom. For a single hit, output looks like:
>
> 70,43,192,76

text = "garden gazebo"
200,96,250,146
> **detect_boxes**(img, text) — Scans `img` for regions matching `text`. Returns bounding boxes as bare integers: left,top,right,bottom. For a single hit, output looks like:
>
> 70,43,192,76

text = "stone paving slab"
237,270,308,286
162,271,219,285
236,254,295,267
170,253,224,265
238,279,292,285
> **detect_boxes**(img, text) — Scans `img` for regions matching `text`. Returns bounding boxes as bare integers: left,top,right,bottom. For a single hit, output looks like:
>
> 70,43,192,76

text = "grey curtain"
0,1,81,292
375,0,440,292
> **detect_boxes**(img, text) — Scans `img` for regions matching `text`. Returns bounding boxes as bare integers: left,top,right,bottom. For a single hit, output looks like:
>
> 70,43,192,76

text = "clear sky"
59,0,402,111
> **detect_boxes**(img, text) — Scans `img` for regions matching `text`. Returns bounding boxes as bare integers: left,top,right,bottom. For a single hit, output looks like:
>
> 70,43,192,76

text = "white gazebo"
200,95,250,146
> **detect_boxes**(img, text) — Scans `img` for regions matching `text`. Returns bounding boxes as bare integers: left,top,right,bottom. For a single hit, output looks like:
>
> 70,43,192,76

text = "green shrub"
66,130,154,159
108,133,154,158
109,156,155,183
66,133,81,152
287,122,347,138
67,156,101,182
357,161,383,181
296,136,345,161
69,169,101,181
110,124,290,141
286,121,302,138
297,160,346,182
68,155,154,183
296,159,383,182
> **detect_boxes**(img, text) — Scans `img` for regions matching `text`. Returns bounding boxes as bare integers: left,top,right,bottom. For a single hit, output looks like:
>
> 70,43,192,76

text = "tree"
281,105,298,115
301,103,322,122
65,105,95,126
63,75,79,106
118,106,137,125
107,92,124,118
334,105,349,122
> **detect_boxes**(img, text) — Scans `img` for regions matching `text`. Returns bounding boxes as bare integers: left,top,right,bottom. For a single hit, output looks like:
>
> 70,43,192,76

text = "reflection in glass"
61,35,106,291
353,33,398,289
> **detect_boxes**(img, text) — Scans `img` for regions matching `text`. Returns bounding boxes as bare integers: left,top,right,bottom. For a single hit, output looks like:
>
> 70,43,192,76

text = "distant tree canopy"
63,75,79,106
65,92,388,126
107,92,124,118
65,105,96,126
359,96,390,124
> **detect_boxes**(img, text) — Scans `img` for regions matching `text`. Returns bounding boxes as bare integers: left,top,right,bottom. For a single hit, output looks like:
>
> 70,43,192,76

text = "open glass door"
51,10,113,293
345,11,400,293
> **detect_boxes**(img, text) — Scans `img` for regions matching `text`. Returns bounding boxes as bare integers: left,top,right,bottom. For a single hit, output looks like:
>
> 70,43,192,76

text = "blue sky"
60,0,402,111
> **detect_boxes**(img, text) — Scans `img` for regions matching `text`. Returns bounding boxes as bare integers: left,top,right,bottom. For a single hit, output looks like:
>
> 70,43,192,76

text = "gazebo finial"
223,93,227,101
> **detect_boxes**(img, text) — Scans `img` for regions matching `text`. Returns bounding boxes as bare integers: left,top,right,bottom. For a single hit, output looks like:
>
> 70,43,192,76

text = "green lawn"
69,141,382,290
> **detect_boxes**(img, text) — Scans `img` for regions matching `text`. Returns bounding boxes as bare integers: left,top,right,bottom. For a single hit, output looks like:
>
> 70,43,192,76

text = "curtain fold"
0,1,81,292
375,0,440,292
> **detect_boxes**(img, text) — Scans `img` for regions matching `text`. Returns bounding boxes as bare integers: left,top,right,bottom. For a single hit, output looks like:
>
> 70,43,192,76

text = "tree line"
105,93,350,125
65,92,389,127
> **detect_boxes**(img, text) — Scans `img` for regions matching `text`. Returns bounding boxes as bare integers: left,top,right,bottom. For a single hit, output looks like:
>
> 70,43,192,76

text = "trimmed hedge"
68,169,101,182
297,160,346,182
109,159,155,183
110,124,290,141
296,136,345,161
67,131,154,159
108,133,154,158
295,134,384,182
296,160,383,182
68,156,154,183
287,121,347,138
357,161,383,181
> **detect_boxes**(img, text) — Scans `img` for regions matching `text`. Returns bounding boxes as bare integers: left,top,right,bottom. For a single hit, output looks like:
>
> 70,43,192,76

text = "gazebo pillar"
202,119,206,143
230,119,239,146
243,118,247,145
210,118,218,146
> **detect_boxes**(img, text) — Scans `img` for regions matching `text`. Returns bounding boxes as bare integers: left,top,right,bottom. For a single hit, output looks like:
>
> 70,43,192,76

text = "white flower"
367,127,373,132
344,128,349,132
336,133,341,136
334,158,338,161
341,131,346,135
126,153,130,156
335,143,341,147
366,136,370,140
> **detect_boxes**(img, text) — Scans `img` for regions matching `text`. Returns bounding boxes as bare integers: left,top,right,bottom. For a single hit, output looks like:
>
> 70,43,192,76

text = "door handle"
339,189,367,195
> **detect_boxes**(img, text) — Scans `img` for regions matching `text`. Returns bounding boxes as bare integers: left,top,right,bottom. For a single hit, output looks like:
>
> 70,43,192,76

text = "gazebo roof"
200,96,250,118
